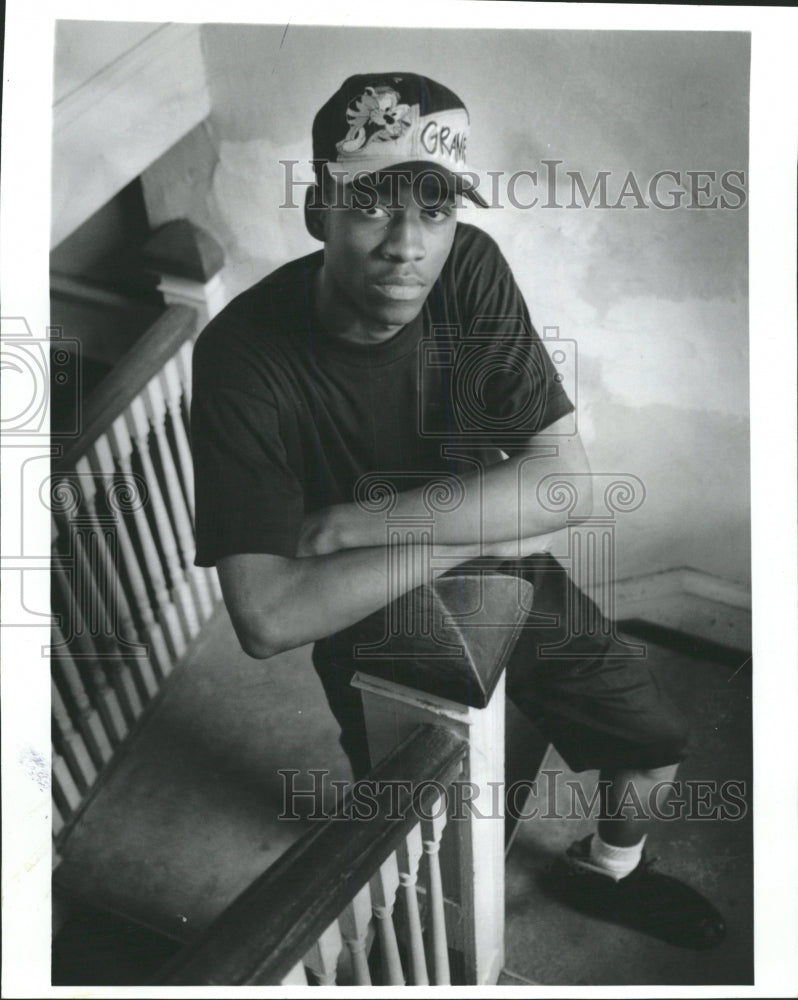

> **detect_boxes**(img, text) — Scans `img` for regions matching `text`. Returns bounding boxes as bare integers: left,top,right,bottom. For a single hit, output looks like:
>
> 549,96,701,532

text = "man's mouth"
372,277,427,301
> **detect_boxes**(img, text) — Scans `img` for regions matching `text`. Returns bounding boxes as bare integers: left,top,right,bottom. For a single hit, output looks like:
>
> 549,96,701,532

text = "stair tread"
55,609,351,942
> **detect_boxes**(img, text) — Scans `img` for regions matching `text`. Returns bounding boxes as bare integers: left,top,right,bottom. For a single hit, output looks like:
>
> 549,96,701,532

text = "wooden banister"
349,572,535,985
54,303,197,471
161,724,467,986
158,574,533,987
50,300,220,846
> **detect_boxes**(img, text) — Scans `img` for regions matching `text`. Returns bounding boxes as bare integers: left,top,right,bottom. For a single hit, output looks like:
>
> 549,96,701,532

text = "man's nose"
381,213,426,261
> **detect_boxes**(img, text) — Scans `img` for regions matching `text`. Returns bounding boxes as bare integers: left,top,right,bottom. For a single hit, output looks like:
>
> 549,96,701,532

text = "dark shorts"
312,554,691,779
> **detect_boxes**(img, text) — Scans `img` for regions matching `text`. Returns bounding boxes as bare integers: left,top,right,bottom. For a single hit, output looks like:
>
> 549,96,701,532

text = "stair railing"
161,572,533,986
161,723,468,987
49,303,222,845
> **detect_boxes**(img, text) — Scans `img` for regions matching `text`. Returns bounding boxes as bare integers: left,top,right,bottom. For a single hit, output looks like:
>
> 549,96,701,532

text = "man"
191,72,725,950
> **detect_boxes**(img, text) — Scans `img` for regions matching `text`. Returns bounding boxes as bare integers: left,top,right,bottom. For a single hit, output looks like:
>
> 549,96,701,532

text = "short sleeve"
444,226,575,449
191,381,304,566
472,272,575,447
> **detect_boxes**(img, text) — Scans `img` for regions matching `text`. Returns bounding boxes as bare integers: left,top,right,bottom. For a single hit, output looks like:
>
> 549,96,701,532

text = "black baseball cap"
312,72,487,207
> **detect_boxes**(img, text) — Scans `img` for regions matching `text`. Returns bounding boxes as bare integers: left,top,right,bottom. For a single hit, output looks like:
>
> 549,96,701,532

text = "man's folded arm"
217,525,559,661
301,415,593,554
215,415,591,660
218,541,475,660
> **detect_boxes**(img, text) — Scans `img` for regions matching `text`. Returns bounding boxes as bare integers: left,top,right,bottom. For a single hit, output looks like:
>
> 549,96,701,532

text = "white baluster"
422,804,450,985
90,436,171,684
303,920,342,986
175,341,223,603
280,961,308,985
355,656,508,985
397,824,429,985
143,377,213,621
51,622,113,767
338,883,372,985
53,747,81,815
161,357,195,518
52,527,126,746
177,340,193,402
54,474,142,728
74,458,150,713
166,357,223,602
52,800,64,839
52,679,97,792
74,457,143,652
370,852,405,985
108,414,186,660
125,397,200,640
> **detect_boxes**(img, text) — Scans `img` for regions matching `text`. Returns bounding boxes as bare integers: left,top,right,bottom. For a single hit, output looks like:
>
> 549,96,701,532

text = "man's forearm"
317,435,591,551
221,538,488,659
220,526,560,660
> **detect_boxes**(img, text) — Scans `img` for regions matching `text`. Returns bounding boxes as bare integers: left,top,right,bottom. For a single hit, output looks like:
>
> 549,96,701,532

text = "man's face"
316,167,458,345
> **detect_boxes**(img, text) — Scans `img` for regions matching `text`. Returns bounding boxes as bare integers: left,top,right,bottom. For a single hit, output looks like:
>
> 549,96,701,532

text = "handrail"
49,297,220,849
160,724,467,986
54,303,197,471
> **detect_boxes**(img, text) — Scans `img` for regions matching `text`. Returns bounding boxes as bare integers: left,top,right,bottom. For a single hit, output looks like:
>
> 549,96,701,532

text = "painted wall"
156,25,752,587
53,21,162,102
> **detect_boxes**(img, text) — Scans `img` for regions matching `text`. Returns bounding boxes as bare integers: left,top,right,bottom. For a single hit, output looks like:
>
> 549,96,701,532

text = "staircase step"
53,901,182,986
54,605,351,942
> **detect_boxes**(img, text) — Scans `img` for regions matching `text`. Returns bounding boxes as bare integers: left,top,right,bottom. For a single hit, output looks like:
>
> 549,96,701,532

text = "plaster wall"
154,25,752,586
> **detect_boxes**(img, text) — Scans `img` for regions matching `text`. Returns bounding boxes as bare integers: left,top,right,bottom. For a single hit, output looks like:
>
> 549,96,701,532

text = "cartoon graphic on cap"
337,86,413,154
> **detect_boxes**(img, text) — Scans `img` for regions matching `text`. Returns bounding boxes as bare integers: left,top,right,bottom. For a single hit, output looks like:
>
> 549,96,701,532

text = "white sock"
587,832,646,881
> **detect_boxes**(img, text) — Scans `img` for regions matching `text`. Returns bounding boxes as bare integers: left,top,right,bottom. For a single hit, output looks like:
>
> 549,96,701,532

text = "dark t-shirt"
192,222,574,566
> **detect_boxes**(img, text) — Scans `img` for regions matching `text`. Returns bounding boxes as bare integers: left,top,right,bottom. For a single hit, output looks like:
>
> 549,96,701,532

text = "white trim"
679,568,752,611
610,567,752,651
351,671,474,724
157,271,228,322
612,567,751,614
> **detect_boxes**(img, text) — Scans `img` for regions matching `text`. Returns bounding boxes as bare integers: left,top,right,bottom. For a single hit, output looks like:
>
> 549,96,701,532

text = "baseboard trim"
613,567,751,613
605,567,752,655
616,618,752,669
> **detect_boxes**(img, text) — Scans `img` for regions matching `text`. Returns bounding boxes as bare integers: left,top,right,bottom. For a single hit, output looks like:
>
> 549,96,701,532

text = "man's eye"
424,206,453,222
360,205,391,219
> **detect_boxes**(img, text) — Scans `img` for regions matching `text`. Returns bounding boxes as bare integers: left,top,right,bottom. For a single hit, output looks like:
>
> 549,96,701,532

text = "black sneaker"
542,835,726,950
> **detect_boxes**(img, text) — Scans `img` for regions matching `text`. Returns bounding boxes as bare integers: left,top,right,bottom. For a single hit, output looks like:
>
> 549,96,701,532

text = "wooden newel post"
347,572,533,985
141,219,227,325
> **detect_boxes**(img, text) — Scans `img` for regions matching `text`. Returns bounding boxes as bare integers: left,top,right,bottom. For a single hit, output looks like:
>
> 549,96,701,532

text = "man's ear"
304,186,328,242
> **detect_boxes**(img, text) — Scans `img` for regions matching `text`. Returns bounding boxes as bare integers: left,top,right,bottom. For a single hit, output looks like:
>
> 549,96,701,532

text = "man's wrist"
327,501,381,550
321,503,357,551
